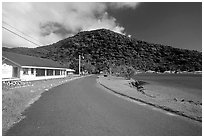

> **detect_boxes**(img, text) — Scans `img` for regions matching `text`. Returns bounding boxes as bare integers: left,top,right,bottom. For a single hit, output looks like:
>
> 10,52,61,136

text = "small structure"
66,69,75,75
194,71,202,74
146,70,155,73
164,71,171,74
2,51,75,81
164,70,176,74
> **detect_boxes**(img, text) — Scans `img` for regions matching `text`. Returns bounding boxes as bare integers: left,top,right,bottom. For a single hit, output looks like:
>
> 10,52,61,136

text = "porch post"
45,69,47,76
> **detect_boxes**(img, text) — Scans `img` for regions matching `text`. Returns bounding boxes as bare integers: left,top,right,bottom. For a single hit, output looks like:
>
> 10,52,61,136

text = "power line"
2,21,43,45
2,21,44,45
2,26,42,47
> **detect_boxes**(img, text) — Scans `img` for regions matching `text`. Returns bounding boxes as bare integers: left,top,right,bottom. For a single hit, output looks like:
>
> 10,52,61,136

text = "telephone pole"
79,55,81,75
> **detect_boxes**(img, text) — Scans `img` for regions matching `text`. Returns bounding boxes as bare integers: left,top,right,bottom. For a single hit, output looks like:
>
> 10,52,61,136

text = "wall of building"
2,60,20,79
67,71,74,75
20,68,67,81
20,68,35,81
2,63,13,79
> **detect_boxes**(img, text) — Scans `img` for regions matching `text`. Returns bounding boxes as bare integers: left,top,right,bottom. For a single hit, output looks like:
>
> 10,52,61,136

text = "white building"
146,70,155,73
2,51,75,81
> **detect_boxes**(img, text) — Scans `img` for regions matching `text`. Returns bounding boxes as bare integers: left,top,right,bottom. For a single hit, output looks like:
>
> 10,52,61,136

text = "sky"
2,2,202,51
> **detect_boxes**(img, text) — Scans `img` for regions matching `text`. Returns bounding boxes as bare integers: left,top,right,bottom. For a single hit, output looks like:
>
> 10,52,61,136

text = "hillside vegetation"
3,29,202,73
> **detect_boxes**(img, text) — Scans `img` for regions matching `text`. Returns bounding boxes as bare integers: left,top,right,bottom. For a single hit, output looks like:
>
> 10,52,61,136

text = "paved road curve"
6,75,202,136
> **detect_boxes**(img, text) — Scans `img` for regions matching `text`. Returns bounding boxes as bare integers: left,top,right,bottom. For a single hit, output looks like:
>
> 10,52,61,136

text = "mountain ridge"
3,28,202,73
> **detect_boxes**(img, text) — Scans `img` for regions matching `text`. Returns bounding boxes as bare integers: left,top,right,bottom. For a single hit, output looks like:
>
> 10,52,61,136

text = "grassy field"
98,75,202,122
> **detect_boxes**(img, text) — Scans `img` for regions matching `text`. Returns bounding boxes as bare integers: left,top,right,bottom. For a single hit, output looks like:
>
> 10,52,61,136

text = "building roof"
2,51,68,69
66,69,75,72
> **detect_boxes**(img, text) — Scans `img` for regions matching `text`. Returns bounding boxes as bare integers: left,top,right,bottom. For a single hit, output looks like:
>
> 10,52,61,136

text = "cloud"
39,22,72,37
109,2,140,9
2,2,139,48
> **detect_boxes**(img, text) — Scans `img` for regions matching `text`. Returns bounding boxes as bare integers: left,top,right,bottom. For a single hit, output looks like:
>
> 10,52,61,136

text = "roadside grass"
98,75,202,122
2,76,79,134
2,89,41,133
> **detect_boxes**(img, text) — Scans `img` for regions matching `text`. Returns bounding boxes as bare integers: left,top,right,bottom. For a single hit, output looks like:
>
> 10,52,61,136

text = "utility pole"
109,60,112,75
79,55,81,75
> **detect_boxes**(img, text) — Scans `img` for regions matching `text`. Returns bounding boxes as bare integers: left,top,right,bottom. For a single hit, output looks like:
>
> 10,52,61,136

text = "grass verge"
97,76,202,122
2,76,81,134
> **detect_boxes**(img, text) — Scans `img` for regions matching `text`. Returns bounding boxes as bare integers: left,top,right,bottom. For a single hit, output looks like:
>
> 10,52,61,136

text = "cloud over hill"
2,2,139,48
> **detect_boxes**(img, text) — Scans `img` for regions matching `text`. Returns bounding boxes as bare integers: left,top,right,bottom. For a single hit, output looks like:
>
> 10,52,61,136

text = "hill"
3,29,202,73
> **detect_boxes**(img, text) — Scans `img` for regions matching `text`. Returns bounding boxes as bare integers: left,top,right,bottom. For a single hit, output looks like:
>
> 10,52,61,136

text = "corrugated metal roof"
2,51,68,69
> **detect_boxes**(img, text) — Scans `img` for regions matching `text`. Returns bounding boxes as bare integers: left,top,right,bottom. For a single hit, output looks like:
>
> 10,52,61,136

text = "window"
31,68,34,75
55,70,60,75
23,68,29,75
36,69,45,76
47,69,53,76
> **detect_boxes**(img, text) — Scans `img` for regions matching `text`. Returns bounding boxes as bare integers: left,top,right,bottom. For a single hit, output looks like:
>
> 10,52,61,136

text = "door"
13,67,18,78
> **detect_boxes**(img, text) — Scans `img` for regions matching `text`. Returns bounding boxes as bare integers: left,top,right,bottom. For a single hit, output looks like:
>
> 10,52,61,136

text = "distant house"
66,69,75,75
2,52,75,81
164,71,171,73
146,70,155,73
164,70,175,74
194,71,202,74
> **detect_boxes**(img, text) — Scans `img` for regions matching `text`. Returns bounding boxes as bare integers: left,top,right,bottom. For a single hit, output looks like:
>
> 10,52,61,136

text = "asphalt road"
6,75,202,136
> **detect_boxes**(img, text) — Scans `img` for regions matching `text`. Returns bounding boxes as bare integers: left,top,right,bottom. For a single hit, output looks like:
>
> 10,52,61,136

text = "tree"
111,65,135,80
124,66,135,80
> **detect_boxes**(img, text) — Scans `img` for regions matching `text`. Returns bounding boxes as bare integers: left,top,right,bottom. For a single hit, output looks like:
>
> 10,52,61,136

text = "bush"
124,66,135,80
112,65,135,80
129,80,146,93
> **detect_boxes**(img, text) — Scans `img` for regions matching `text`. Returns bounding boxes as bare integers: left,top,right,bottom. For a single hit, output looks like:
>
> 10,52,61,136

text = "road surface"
6,75,202,136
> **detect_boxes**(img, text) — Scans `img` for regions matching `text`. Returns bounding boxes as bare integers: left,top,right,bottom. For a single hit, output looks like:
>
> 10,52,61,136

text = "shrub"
112,65,135,80
129,80,145,93
124,66,135,80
